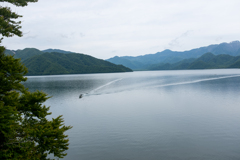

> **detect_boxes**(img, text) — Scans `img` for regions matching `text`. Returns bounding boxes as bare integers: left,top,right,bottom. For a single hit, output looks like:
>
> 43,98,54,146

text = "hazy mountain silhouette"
106,41,240,70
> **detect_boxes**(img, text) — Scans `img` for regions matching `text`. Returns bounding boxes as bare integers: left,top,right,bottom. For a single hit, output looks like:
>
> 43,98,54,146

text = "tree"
0,0,38,42
0,1,72,159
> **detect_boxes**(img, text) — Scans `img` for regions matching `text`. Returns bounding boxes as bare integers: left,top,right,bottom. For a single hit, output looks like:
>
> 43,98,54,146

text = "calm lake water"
24,69,240,160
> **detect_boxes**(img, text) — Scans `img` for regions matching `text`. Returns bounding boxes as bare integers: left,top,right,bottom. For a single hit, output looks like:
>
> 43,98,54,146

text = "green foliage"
0,0,38,7
0,47,72,160
1,1,72,159
0,0,38,42
0,6,22,41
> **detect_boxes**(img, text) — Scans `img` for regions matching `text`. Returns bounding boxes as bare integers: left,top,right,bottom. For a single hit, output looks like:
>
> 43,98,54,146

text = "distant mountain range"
4,48,132,75
106,41,240,70
5,41,240,75
149,52,240,70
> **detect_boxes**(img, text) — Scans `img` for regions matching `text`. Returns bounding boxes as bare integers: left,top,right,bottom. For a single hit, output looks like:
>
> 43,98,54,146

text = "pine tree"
0,1,72,159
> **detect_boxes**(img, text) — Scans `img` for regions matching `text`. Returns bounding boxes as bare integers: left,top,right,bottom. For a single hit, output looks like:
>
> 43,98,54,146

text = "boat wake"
79,74,240,98
90,78,123,93
150,74,240,89
79,78,123,98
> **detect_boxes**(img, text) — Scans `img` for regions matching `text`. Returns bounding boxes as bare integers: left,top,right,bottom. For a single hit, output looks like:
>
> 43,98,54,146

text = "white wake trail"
90,78,123,93
151,74,240,89
79,74,240,98
80,78,123,98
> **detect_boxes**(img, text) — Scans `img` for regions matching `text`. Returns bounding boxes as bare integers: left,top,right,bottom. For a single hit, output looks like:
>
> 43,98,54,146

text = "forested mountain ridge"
23,52,132,75
4,49,132,75
42,49,74,54
106,41,240,70
5,48,43,61
148,52,240,70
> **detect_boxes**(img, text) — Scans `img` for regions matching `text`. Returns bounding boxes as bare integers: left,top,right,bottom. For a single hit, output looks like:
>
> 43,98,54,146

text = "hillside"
5,48,43,61
23,52,132,75
4,48,132,75
106,41,240,70
42,49,74,54
148,52,240,70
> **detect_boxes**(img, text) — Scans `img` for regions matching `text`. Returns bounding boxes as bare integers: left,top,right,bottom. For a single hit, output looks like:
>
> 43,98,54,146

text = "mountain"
5,48,43,61
4,48,75,61
106,41,240,70
42,49,74,54
106,56,147,70
22,52,132,75
148,52,240,70
4,48,132,75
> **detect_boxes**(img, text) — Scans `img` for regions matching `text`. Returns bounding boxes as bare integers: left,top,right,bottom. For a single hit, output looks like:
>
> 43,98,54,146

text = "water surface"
24,69,240,160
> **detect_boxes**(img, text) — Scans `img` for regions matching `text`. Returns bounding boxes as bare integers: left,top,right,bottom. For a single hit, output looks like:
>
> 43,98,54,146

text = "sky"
1,0,240,59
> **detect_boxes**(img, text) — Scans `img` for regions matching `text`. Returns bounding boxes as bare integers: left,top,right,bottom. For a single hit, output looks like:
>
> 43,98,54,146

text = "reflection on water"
24,69,240,160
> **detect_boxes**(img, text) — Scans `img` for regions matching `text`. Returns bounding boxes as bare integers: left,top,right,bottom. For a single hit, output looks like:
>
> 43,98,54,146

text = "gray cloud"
24,35,38,39
2,0,240,59
166,30,193,49
215,37,223,42
79,33,85,37
60,34,69,39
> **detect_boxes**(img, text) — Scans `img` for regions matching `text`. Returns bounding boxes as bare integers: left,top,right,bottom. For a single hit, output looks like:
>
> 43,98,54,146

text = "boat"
79,94,83,98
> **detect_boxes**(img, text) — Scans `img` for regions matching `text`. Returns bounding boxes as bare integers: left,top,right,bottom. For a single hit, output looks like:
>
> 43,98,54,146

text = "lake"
24,69,240,160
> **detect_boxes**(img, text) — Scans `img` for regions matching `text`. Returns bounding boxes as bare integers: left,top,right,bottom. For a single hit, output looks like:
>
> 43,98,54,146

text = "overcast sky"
1,0,240,59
